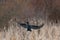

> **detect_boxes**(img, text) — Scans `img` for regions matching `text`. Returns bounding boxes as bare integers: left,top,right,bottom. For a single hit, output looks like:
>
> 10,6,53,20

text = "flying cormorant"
18,21,44,31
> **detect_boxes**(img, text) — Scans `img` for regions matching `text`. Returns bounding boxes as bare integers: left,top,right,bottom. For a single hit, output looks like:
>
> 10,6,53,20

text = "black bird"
18,22,44,31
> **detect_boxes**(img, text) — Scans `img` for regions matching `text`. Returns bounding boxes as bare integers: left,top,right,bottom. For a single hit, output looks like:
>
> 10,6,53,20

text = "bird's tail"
27,28,32,31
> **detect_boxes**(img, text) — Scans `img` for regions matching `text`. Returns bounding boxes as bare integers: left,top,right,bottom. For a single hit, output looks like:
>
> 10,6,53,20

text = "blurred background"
0,0,60,40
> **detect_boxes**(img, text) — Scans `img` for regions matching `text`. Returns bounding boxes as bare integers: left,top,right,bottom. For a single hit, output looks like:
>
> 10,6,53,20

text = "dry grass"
0,18,60,40
0,0,60,40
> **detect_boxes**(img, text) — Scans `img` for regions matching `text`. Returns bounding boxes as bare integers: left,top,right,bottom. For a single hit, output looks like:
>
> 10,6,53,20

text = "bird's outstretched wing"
30,24,44,29
18,22,27,28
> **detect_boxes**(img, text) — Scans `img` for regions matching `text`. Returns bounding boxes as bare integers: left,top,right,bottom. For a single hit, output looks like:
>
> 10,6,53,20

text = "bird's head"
26,22,29,24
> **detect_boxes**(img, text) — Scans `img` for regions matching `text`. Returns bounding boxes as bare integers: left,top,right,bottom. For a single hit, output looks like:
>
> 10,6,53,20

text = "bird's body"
18,22,44,31
27,24,31,31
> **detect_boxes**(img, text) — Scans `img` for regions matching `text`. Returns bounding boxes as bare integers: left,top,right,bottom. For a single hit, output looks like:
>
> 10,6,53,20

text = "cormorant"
18,21,44,31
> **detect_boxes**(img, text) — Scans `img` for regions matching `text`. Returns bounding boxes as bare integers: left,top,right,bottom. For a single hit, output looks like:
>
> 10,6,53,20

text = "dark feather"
30,24,44,29
18,23,27,28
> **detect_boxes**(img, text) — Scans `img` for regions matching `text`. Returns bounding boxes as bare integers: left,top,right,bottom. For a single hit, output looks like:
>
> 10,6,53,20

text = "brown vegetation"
0,0,60,40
